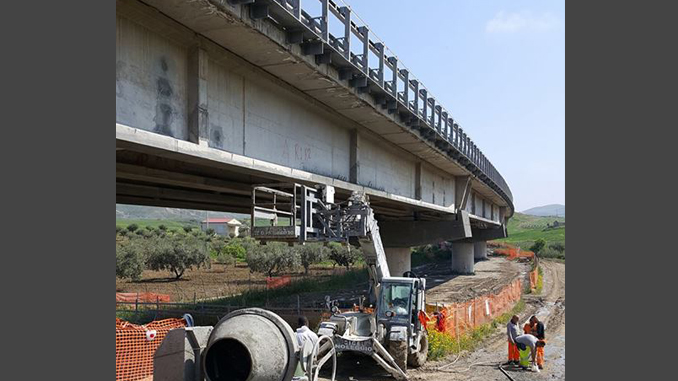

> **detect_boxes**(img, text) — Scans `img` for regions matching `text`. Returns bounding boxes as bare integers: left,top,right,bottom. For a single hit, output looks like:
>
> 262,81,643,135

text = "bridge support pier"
384,247,411,278
451,242,474,275
474,241,488,260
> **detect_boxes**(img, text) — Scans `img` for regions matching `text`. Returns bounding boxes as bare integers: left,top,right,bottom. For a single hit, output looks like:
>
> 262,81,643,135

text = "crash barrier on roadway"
116,292,171,303
425,278,523,338
116,317,186,381
266,275,292,289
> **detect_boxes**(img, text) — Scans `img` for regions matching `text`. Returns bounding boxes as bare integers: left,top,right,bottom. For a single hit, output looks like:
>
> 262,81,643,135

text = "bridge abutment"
451,242,474,274
474,241,488,260
384,247,411,278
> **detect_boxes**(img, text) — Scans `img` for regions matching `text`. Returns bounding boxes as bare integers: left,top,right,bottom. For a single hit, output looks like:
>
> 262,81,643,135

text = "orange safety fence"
529,265,539,291
116,317,186,381
425,278,523,338
490,242,535,260
266,275,291,289
116,292,171,303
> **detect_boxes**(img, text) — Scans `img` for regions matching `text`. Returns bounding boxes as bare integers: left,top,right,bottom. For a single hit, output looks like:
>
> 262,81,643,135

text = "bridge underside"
117,125,483,221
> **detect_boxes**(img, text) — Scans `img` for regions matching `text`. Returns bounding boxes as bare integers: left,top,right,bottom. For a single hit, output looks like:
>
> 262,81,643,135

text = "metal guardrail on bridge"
225,0,513,207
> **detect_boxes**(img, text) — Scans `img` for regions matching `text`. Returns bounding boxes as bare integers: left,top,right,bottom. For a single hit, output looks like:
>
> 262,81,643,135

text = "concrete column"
451,242,474,274
385,247,411,277
474,241,488,260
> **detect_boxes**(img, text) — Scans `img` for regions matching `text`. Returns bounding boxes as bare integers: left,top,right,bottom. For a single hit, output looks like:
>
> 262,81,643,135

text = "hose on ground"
498,362,516,381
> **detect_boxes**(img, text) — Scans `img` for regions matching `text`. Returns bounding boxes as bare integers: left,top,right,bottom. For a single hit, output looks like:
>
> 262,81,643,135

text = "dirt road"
319,260,565,381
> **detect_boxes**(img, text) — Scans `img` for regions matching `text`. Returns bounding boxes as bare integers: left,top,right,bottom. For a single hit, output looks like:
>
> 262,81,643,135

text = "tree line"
115,224,362,281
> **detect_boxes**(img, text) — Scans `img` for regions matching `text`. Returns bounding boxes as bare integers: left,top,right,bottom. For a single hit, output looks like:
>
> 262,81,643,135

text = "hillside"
116,204,247,220
496,212,565,250
521,204,565,217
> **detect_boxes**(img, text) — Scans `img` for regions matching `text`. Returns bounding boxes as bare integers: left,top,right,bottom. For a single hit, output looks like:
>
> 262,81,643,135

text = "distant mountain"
116,204,248,221
521,204,565,217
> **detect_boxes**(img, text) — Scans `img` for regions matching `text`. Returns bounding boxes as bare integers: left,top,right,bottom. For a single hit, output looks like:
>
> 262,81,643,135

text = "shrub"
428,329,456,361
127,223,139,232
539,246,565,260
210,239,246,265
116,240,146,281
529,238,546,254
223,241,246,262
246,242,298,277
183,225,193,233
158,224,167,231
297,243,327,274
145,226,155,232
328,242,361,270
205,228,215,236
145,235,211,279
549,242,565,253
215,253,236,265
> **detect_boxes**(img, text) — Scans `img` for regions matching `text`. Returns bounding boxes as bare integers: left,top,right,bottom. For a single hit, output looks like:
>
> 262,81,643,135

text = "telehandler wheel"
388,340,408,372
407,333,428,368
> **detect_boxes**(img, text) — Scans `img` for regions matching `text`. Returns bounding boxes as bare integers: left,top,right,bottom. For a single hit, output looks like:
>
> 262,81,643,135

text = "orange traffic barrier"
116,317,186,381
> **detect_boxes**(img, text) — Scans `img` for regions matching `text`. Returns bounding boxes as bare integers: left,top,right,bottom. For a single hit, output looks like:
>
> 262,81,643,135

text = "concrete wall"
116,15,189,140
420,164,455,207
358,133,416,197
475,193,483,218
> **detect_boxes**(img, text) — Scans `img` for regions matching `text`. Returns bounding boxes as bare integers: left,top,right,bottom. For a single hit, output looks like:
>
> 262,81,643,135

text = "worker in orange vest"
506,315,521,365
527,315,546,369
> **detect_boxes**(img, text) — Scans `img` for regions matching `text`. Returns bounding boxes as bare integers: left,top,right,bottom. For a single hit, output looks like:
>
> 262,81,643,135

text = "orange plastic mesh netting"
266,275,291,289
116,292,170,303
116,317,186,381
529,266,539,290
425,278,523,338
491,242,535,260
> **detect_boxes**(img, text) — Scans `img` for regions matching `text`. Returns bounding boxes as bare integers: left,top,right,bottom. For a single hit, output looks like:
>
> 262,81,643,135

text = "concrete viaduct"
116,0,515,276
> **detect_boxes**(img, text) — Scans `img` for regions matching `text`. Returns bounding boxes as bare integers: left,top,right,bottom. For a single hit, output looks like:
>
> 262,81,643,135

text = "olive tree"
116,239,146,281
328,242,362,270
297,243,327,275
246,242,299,277
146,235,211,279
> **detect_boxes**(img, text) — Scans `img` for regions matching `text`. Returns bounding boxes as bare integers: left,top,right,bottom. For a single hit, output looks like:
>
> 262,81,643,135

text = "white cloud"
485,11,561,34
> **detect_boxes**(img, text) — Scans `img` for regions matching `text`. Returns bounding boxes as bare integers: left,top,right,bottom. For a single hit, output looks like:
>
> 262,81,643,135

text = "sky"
333,0,565,212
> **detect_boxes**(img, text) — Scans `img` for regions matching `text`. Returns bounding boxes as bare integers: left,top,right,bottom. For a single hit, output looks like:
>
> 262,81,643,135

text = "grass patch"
428,298,526,361
494,212,565,252
204,267,369,307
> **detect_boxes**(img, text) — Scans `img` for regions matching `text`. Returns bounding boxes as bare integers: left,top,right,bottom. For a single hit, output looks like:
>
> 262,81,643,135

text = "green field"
496,213,565,250
116,219,199,230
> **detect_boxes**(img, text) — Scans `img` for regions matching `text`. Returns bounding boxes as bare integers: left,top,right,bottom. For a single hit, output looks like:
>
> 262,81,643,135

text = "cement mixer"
154,308,336,381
